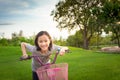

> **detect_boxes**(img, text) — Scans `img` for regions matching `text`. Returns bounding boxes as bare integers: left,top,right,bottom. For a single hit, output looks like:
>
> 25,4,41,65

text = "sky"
0,0,76,39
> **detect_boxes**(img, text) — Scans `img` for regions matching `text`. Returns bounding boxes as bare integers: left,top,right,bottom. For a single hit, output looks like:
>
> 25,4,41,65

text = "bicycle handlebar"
20,48,61,66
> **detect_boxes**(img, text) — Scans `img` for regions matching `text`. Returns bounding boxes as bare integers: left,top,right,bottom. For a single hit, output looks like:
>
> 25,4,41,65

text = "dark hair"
34,31,52,51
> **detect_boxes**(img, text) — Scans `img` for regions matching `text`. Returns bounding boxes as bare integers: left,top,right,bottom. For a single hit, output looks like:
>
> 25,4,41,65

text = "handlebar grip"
20,55,31,61
57,48,61,53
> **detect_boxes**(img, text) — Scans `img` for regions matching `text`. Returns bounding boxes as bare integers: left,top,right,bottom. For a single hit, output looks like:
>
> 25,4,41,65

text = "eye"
45,40,48,42
39,40,43,43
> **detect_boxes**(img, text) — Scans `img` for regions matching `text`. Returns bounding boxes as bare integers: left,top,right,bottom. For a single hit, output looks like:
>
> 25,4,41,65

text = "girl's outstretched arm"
21,42,28,58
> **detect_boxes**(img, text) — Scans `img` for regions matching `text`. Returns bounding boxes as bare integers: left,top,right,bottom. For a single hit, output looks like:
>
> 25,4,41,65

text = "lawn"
0,46,120,80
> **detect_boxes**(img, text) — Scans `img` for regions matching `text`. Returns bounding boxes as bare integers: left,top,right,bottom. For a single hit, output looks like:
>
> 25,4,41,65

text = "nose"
41,42,46,45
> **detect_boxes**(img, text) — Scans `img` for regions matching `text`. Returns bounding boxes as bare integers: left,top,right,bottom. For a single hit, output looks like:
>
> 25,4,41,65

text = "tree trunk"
118,38,120,47
116,33,120,47
114,29,120,47
82,27,89,50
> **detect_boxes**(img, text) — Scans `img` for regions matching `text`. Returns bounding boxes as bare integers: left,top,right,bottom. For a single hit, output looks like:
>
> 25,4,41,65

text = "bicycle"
20,48,68,80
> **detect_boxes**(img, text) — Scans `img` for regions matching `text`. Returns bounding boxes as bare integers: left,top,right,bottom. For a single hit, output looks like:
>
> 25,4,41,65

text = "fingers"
59,48,65,56
22,54,28,58
20,55,31,61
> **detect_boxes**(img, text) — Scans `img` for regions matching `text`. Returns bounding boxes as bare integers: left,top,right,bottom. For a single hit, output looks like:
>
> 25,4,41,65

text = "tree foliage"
0,30,34,46
101,0,120,47
51,0,120,48
67,30,83,47
51,0,105,49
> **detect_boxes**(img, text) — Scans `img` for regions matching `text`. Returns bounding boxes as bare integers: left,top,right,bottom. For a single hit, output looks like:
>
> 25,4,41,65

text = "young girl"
20,31,67,80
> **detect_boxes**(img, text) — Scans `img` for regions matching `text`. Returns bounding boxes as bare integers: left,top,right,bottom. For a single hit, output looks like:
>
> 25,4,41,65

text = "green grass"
0,46,120,80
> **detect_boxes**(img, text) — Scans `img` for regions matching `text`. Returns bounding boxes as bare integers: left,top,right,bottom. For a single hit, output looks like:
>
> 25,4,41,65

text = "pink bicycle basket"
36,63,68,80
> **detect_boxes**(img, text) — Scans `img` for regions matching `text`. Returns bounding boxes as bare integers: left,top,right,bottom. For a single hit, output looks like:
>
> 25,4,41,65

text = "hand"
22,54,28,58
59,48,65,56
20,54,30,60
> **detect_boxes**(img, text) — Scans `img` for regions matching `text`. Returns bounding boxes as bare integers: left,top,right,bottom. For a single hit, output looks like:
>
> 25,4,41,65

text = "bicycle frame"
20,48,68,80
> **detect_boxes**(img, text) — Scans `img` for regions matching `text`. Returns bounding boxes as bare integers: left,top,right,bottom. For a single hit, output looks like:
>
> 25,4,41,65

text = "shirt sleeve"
25,43,36,53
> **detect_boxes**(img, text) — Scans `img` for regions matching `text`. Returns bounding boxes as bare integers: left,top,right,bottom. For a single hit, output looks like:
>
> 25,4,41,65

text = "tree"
67,30,83,47
0,32,5,38
101,0,120,47
11,32,18,39
19,30,23,37
0,38,8,46
51,0,104,49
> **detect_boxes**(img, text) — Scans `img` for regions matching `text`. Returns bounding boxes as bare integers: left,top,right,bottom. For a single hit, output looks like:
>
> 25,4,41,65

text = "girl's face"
37,34,50,53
